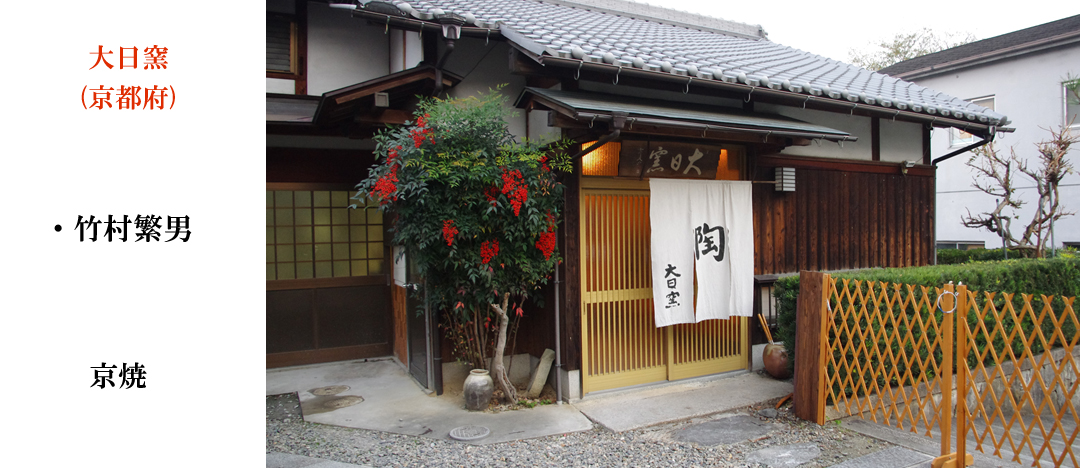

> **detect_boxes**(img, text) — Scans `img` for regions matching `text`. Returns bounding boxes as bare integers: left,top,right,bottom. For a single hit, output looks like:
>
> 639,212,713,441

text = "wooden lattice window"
267,13,297,74
266,190,385,280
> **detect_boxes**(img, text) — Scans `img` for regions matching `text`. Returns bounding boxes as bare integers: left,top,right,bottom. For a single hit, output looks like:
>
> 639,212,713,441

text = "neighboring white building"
881,15,1080,252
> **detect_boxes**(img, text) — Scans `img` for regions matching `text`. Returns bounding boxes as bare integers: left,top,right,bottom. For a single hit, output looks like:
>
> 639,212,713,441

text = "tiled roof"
880,15,1080,78
361,0,1009,126
520,87,855,141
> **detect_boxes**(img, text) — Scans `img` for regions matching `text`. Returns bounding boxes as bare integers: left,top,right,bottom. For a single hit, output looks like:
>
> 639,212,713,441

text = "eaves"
892,30,1080,81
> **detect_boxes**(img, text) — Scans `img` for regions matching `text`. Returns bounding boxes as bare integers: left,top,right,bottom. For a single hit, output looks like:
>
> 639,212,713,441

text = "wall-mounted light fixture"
374,92,390,108
901,160,916,175
775,167,795,192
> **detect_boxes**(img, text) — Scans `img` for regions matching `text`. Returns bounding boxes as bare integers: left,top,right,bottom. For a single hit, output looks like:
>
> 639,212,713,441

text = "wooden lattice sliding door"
580,178,748,394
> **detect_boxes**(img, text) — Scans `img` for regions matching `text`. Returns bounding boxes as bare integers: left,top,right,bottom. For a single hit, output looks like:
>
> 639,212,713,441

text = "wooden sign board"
618,140,722,179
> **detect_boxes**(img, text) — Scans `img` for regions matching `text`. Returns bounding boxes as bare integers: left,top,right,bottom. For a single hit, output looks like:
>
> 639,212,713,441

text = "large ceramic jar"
463,369,494,411
763,343,791,380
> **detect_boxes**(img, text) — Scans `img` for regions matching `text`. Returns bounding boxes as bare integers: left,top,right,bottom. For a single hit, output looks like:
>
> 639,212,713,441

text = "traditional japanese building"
266,0,1008,399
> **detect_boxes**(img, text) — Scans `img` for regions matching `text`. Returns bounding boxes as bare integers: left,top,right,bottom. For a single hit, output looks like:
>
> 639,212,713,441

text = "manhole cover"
310,385,350,396
323,395,364,409
449,425,491,441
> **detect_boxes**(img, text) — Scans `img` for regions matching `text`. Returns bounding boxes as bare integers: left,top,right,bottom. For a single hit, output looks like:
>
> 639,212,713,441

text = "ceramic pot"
463,369,494,411
763,343,791,380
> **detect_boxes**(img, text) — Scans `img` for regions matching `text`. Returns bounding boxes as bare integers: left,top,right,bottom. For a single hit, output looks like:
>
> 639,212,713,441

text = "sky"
637,0,1079,63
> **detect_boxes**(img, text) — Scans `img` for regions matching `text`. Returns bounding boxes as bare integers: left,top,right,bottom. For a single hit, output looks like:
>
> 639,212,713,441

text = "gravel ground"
267,393,894,467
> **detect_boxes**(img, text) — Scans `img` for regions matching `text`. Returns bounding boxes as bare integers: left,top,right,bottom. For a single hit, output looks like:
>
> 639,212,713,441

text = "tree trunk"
489,292,516,403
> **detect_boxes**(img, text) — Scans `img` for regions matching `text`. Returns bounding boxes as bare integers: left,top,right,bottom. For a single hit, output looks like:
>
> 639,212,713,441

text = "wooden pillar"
871,117,881,161
793,271,831,424
939,282,955,456
294,0,308,95
561,148,582,372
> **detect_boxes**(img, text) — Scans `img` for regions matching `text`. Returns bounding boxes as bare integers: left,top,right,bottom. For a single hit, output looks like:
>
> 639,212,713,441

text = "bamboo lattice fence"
795,271,1078,467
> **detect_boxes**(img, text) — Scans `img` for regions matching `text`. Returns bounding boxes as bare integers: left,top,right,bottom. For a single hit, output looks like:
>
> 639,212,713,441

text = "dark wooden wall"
266,284,392,368
751,154,935,275
266,147,375,184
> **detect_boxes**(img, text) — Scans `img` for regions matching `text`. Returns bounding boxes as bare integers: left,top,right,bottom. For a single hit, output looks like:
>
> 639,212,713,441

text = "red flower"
442,220,458,246
535,231,556,260
480,239,499,264
484,186,501,206
372,165,398,203
500,168,528,216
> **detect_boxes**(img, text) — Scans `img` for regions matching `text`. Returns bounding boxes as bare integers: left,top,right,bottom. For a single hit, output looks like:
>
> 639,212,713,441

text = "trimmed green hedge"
774,258,1080,377
938,247,1079,265
937,248,1015,265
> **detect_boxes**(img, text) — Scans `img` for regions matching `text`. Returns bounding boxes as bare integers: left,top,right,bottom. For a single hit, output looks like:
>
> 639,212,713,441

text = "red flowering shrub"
354,91,572,399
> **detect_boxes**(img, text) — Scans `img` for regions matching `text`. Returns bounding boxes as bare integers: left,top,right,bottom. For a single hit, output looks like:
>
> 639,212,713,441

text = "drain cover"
449,425,491,441
310,385,350,396
323,395,364,409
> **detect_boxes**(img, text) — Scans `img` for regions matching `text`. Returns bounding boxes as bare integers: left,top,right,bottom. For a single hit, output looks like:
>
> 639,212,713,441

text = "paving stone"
674,414,775,446
830,446,931,468
745,442,821,468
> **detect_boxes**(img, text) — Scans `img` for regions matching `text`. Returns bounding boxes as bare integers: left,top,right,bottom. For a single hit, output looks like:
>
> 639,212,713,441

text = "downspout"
433,40,455,97
430,288,443,395
426,14,464,397
931,134,994,166
432,13,465,97
554,264,562,404
930,132,994,266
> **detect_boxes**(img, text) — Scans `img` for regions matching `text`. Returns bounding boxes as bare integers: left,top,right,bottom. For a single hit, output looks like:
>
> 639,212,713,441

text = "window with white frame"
951,96,995,146
1065,80,1080,129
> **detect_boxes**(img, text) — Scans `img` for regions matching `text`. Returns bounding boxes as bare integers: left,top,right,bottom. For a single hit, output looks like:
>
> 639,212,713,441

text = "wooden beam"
922,125,932,165
871,117,881,161
334,71,444,105
510,47,545,76
267,343,390,369
756,153,935,177
294,0,308,95
355,109,409,125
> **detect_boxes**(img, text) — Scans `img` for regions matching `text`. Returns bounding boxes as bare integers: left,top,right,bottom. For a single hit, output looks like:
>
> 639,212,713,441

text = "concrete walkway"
573,370,794,432
266,358,593,446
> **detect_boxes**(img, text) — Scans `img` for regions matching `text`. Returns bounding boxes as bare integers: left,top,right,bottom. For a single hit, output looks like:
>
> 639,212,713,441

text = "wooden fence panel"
796,274,1079,467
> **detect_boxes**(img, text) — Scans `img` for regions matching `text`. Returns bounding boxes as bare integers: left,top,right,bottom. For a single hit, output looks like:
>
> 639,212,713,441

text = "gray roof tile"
370,0,1008,125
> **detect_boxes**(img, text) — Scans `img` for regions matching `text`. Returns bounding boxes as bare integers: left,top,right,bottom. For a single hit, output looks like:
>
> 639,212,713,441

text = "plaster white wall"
266,78,295,94
756,104,873,160
305,3,389,95
528,109,562,143
443,39,527,139
389,30,423,73
879,119,924,163
910,45,1080,247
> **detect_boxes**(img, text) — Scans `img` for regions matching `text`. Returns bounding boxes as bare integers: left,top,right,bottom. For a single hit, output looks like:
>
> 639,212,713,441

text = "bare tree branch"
963,127,1078,257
